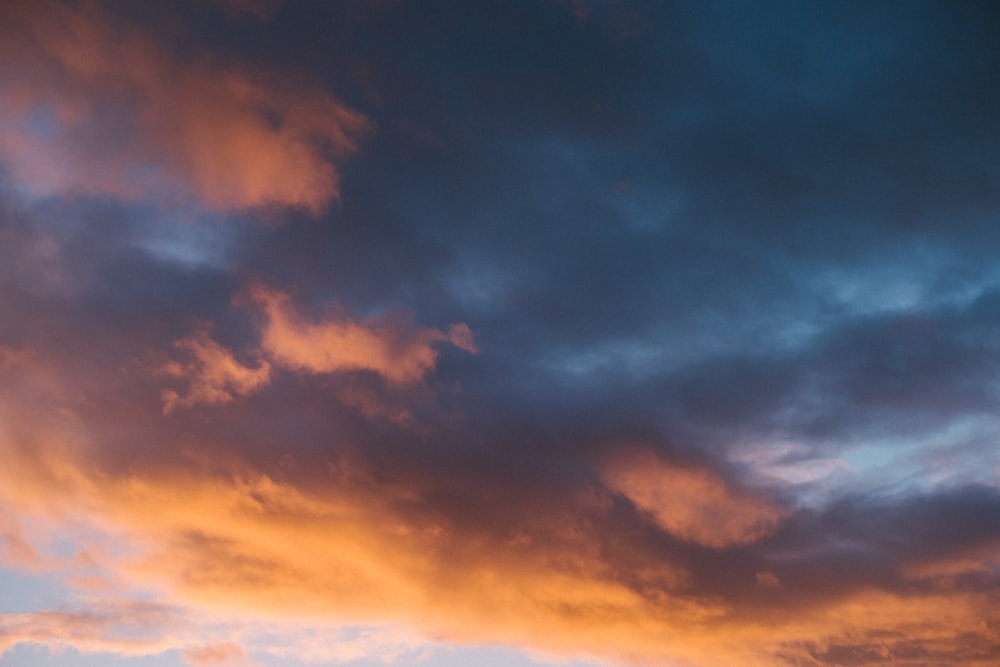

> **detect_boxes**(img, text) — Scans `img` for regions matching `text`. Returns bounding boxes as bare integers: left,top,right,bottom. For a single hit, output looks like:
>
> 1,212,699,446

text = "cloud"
248,285,476,385
602,448,787,548
183,641,260,667
159,329,272,414
158,286,477,412
1,2,999,666
3,316,995,667
0,0,370,214
1,368,999,667
0,602,183,658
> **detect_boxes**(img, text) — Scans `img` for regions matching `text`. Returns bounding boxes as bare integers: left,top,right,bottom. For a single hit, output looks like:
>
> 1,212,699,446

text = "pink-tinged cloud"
249,285,477,385
183,641,260,667
157,288,475,412
0,1,370,214
0,603,182,658
602,448,786,547
159,330,271,414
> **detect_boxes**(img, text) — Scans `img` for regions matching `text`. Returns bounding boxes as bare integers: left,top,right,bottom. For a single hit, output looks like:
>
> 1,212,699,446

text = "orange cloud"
601,448,786,548
0,413,998,667
159,330,271,414
0,0,370,213
249,285,476,385
0,350,997,667
184,641,261,667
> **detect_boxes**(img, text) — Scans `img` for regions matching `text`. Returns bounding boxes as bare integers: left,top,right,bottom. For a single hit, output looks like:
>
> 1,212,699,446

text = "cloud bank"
1,1,999,667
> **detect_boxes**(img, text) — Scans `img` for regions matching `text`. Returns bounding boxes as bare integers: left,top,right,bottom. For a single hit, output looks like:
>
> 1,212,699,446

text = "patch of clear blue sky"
130,210,239,271
0,647,188,667
840,415,1000,494
0,569,67,614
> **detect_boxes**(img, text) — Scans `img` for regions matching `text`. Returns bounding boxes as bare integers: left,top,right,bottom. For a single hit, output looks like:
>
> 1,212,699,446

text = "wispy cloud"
159,329,272,413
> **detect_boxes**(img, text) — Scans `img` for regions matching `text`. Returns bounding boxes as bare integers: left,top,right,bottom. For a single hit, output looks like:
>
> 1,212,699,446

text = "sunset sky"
1,1,999,666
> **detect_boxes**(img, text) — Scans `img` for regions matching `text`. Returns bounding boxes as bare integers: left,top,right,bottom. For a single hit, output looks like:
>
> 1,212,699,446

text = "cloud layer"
1,1,999,667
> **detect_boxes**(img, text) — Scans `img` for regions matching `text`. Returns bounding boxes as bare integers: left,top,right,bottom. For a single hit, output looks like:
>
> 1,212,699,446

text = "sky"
0,1,999,666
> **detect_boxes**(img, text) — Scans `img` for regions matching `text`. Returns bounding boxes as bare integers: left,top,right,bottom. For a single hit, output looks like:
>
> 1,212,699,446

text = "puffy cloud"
0,0,370,213
602,448,786,548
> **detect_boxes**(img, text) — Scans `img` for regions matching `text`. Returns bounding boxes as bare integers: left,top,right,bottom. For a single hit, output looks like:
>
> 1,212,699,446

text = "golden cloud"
0,418,998,666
